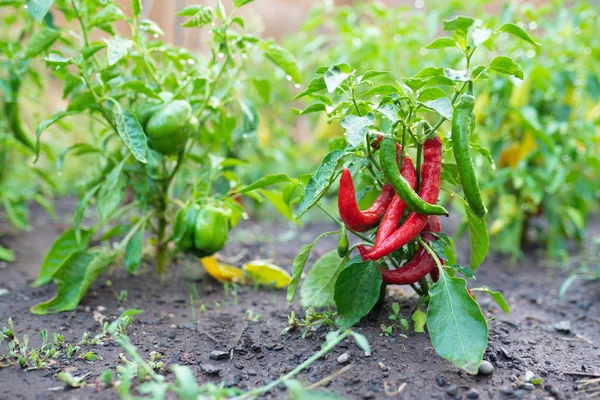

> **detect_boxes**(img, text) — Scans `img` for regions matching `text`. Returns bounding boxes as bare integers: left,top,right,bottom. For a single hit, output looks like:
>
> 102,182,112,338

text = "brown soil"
1,203,599,400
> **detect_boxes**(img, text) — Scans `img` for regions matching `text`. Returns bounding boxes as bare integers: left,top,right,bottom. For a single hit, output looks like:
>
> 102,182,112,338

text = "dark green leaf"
443,16,475,32
363,84,399,97
22,28,59,59
28,0,55,22
33,228,93,287
293,102,326,115
90,4,125,27
74,184,101,243
498,23,540,46
260,41,301,84
414,67,444,78
35,111,79,161
294,76,325,100
360,70,388,81
488,56,524,80
427,268,487,374
97,164,126,220
296,150,345,217
301,251,346,308
450,191,488,269
81,43,106,60
30,251,117,315
238,174,293,193
334,260,382,328
125,224,144,274
341,113,375,147
109,100,147,163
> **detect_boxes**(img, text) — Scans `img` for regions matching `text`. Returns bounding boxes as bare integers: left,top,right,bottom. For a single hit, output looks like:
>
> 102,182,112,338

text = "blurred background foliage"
1,0,599,259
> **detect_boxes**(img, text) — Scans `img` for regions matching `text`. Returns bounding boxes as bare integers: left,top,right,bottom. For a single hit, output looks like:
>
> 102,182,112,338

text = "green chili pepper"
451,93,487,218
379,136,448,216
337,225,349,258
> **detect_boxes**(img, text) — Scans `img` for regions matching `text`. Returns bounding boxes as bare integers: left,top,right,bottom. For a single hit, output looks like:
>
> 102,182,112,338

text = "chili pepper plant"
24,0,300,314
0,1,58,262
283,17,523,372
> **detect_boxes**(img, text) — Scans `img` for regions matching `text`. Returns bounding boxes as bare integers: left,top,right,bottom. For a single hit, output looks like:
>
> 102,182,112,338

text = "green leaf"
238,174,293,193
414,67,444,78
91,4,125,27
234,0,253,8
287,232,336,302
81,43,106,60
130,0,142,19
33,228,93,287
215,0,226,20
43,53,72,67
109,100,147,163
498,23,540,46
293,102,326,115
444,68,471,82
125,224,144,274
359,70,388,81
425,36,458,50
35,111,79,161
104,35,133,66
28,0,55,22
471,286,510,313
180,5,213,28
97,163,126,220
443,16,475,32
334,259,382,328
260,40,301,84
296,150,345,218
300,251,346,308
74,184,101,243
324,66,349,93
30,251,117,315
472,28,492,47
22,28,59,59
427,268,487,374
488,56,524,80
450,191,489,269
412,309,427,333
341,113,375,148
172,365,198,400
363,84,400,97
0,245,15,263
258,189,296,223
294,76,326,100
420,97,453,120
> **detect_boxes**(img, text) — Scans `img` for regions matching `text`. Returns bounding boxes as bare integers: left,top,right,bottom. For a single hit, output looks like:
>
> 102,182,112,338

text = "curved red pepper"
379,216,441,285
374,154,417,248
365,135,443,260
338,169,395,232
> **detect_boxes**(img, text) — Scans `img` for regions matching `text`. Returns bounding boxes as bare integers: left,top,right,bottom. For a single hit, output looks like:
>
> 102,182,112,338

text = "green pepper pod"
193,205,230,257
451,94,487,218
145,100,195,155
173,206,199,251
337,225,349,258
379,136,448,216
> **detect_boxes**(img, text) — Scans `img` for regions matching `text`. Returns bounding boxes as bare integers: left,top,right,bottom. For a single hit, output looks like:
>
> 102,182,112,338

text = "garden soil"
1,203,599,400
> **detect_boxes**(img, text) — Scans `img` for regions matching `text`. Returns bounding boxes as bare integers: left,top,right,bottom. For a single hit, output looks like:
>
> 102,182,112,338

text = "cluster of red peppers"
338,134,445,286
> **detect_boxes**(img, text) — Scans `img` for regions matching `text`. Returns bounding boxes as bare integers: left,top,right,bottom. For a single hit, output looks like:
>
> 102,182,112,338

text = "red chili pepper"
366,135,443,260
357,244,372,261
379,216,442,285
374,154,417,248
338,169,395,232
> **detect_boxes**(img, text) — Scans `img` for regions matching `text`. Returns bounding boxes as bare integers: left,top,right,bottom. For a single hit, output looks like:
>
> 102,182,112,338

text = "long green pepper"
379,136,448,216
451,93,487,218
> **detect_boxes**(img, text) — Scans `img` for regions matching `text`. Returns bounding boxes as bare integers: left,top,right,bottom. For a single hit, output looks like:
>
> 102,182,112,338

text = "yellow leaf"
201,256,245,283
242,260,291,288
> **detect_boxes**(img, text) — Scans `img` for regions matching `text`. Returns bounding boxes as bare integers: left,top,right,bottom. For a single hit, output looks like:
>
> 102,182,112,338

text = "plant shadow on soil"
0,202,599,400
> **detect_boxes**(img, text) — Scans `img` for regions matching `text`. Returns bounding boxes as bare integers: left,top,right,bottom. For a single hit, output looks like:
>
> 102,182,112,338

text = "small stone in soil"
201,364,222,375
446,384,458,396
554,320,571,334
466,388,480,399
337,353,350,364
478,360,495,376
209,350,229,360
247,369,257,376
501,386,514,395
436,375,446,386
522,383,534,391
